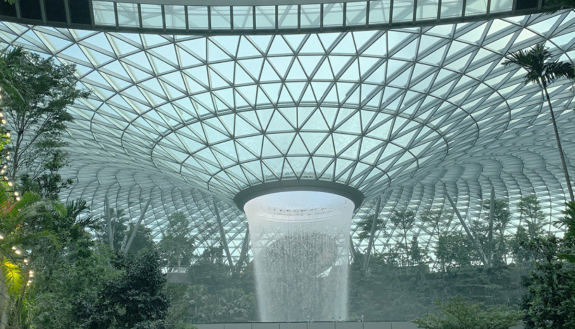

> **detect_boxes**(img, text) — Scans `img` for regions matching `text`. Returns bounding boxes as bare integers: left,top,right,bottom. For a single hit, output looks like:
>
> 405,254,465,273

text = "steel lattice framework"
1,9,575,262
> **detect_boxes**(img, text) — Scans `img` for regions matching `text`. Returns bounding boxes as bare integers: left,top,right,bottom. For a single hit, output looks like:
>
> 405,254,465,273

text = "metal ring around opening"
234,180,365,212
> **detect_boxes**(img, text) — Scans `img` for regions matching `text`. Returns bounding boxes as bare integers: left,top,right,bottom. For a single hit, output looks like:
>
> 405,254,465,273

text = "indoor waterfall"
244,191,354,322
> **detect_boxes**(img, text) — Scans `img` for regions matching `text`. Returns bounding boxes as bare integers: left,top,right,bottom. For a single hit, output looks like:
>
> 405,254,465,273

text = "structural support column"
363,197,381,273
487,186,495,266
237,226,250,272
213,200,234,267
105,194,114,249
349,235,356,262
123,198,152,255
445,191,489,267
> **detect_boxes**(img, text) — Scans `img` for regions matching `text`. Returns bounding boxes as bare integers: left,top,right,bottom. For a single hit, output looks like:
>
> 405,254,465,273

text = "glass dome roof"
1,9,574,259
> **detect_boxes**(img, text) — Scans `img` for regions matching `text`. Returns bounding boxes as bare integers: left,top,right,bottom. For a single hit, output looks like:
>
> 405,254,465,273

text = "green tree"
421,208,452,242
475,198,511,265
1,49,89,198
509,225,531,263
511,195,547,264
521,235,575,328
82,250,169,329
436,232,475,268
356,213,385,243
409,236,426,265
518,194,546,239
99,208,155,255
502,43,575,201
414,296,521,329
390,210,416,266
213,288,256,322
28,240,119,329
519,204,575,328
557,200,575,262
158,211,194,270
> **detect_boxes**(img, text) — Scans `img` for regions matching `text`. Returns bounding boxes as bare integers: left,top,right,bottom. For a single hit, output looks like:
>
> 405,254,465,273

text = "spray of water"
244,191,354,322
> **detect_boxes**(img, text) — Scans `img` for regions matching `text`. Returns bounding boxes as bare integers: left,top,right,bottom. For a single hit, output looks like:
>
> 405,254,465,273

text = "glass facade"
0,6,572,263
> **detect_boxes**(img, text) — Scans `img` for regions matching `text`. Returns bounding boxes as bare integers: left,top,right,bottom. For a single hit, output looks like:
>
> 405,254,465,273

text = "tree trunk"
543,83,574,201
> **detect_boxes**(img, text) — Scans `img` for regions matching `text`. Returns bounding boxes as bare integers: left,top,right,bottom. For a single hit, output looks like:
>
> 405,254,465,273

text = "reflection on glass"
93,1,115,26
369,0,390,24
165,5,185,30
323,3,344,27
256,6,275,29
234,6,253,30
278,5,298,28
141,4,163,28
490,0,513,13
211,6,231,29
466,0,488,16
393,0,414,23
417,0,439,21
117,3,138,27
441,0,463,18
188,6,208,29
346,2,367,26
301,4,321,28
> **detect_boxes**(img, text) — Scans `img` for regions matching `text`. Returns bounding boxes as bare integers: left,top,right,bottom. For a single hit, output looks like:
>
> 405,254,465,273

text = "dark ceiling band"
234,180,365,212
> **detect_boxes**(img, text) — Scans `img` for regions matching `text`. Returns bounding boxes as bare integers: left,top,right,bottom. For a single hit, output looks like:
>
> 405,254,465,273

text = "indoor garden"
1,0,575,329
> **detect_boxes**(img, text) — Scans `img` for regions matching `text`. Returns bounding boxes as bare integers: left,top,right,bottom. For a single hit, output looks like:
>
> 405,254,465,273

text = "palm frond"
544,60,575,84
1,258,23,295
502,48,534,70
66,199,89,219
502,43,575,86
525,70,542,85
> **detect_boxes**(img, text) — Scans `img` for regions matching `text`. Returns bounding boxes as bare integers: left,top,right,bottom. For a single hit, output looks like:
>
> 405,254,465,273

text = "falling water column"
244,191,355,322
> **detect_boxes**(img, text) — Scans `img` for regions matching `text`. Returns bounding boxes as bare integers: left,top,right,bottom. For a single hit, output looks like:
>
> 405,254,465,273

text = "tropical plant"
414,296,521,329
502,43,575,201
520,235,575,328
357,213,385,243
0,49,89,198
98,207,155,255
28,240,119,329
557,201,575,262
80,250,170,329
518,195,547,239
390,210,416,266
436,232,475,268
421,208,452,241
0,186,62,329
158,211,194,270
478,198,512,265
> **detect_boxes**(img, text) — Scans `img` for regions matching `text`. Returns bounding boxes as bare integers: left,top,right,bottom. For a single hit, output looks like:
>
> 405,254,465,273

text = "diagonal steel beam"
349,235,356,262
445,191,489,267
363,197,381,273
123,198,152,255
236,225,250,272
488,185,495,266
105,194,113,249
213,200,234,267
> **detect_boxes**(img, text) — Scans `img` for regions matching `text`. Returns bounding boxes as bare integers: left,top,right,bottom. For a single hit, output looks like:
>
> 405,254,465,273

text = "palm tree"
502,43,575,201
